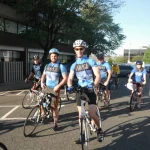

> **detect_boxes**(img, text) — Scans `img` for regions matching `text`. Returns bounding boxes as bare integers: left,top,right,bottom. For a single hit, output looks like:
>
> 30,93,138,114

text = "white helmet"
73,39,88,48
49,48,60,55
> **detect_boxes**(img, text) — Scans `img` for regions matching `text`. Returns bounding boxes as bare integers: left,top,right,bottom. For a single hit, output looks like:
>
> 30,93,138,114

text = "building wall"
124,48,147,56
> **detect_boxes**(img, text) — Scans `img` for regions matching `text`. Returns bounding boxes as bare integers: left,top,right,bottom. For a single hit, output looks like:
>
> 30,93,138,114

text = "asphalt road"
1,77,150,150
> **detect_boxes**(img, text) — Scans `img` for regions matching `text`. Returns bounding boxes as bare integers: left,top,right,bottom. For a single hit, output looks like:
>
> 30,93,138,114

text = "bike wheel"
84,118,89,150
23,105,41,137
22,90,36,109
0,142,8,150
130,92,138,112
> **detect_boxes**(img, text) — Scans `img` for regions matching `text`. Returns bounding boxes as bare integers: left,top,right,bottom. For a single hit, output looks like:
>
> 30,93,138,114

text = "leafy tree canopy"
143,48,150,63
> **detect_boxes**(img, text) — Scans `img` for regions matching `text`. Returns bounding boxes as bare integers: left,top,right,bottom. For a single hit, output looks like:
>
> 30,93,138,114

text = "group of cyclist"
25,39,147,144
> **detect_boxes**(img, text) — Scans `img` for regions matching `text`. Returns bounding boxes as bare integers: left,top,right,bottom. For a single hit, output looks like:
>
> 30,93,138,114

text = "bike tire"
80,118,85,150
23,105,41,137
0,142,8,150
22,90,36,109
130,92,138,112
84,118,89,150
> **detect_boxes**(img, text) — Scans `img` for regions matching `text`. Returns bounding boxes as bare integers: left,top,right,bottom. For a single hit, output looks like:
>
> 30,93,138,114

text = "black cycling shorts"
76,89,96,106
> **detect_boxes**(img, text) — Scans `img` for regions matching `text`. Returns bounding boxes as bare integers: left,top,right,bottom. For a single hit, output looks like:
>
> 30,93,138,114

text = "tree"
113,56,128,63
131,55,143,62
16,0,125,63
107,57,113,66
143,48,150,63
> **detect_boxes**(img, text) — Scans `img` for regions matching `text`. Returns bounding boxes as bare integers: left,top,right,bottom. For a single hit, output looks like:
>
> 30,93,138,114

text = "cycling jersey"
70,56,97,88
97,61,111,80
112,65,120,74
132,68,147,82
31,63,42,80
43,62,67,88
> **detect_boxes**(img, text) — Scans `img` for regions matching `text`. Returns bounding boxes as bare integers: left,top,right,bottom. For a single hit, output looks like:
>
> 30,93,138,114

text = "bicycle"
110,73,120,90
96,83,109,108
127,82,143,112
22,80,41,109
23,92,61,137
71,86,102,150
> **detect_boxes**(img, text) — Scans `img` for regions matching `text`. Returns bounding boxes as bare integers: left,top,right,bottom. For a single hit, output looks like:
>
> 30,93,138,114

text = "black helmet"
33,55,39,60
136,60,143,65
97,52,104,59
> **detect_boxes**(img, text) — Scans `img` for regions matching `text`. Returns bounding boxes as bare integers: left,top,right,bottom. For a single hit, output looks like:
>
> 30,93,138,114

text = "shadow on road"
93,116,150,150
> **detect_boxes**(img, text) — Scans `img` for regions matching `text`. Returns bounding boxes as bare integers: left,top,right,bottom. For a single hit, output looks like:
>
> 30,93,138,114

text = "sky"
113,0,150,55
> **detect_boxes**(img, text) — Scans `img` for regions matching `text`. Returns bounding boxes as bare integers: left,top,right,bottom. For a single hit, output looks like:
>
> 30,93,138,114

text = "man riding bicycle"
25,55,42,89
96,52,112,104
41,48,68,131
128,60,146,108
67,39,104,144
112,62,120,86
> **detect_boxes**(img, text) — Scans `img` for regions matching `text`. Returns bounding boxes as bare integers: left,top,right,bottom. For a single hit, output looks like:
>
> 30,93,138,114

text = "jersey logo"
46,66,60,73
75,63,92,72
98,66,106,70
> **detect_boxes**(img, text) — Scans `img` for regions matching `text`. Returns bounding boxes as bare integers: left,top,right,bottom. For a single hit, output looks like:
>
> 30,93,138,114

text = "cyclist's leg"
86,90,104,142
137,85,143,107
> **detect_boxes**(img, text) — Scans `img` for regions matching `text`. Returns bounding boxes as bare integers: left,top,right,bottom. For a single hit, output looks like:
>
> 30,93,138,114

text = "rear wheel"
130,92,138,112
0,142,8,150
22,90,37,109
23,105,41,137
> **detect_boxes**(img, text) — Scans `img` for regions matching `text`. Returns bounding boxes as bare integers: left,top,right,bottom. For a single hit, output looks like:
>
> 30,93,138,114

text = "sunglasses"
74,48,84,51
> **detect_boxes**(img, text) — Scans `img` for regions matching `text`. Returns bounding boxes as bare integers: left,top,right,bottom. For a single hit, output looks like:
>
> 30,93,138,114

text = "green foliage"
107,58,113,66
16,0,125,62
131,55,143,62
143,48,150,63
113,56,128,63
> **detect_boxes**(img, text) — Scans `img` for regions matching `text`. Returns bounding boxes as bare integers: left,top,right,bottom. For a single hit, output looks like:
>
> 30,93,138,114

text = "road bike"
127,82,143,112
71,86,103,150
22,80,41,108
23,92,61,137
96,83,109,108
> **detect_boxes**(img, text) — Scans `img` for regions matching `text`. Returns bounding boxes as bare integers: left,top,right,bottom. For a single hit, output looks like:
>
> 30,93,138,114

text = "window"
5,20,17,34
18,23,26,34
0,50,12,61
0,17,4,31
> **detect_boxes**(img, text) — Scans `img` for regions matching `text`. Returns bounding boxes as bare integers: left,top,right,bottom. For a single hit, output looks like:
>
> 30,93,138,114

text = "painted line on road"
16,90,24,95
0,91,10,96
0,118,26,121
1,106,19,119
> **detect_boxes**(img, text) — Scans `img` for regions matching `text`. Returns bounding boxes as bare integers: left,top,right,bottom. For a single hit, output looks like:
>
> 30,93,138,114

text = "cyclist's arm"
67,70,75,87
143,74,146,84
128,72,134,80
106,69,112,83
117,66,120,74
41,73,46,85
92,66,101,87
27,72,34,80
58,73,68,89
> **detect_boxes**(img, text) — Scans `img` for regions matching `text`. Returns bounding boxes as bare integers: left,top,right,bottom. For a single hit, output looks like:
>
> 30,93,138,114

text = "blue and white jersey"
43,62,67,88
97,61,111,80
31,63,42,80
132,68,147,82
70,56,97,88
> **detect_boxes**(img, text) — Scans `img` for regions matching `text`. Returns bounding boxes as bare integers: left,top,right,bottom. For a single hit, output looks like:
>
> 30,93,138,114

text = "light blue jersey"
43,62,67,88
132,68,147,82
97,61,111,80
70,56,97,87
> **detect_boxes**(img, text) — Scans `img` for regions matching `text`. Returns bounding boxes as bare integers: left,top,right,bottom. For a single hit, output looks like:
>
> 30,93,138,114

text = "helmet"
49,48,60,55
136,60,143,65
97,52,104,59
73,39,88,48
33,55,39,60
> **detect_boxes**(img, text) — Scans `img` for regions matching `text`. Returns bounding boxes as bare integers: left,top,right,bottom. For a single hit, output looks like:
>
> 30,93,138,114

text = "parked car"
145,66,150,73
118,64,134,77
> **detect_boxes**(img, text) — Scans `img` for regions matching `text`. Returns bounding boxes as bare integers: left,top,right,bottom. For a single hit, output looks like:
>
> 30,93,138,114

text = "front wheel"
130,92,138,112
23,105,41,137
22,90,36,109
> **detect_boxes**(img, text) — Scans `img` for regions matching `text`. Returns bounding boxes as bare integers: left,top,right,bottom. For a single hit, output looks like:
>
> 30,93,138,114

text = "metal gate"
0,62,23,83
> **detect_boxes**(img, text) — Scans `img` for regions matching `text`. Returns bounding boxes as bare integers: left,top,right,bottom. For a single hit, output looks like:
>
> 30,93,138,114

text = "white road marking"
0,91,10,96
0,118,26,120
16,90,24,95
1,106,19,119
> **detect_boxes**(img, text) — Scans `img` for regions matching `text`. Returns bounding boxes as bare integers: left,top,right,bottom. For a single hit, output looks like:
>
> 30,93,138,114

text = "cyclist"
112,62,120,86
67,39,104,144
96,52,112,103
128,60,146,108
41,48,67,131
25,55,42,89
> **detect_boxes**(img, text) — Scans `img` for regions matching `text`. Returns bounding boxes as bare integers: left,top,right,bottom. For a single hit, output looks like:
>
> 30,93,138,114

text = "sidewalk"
0,81,32,92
